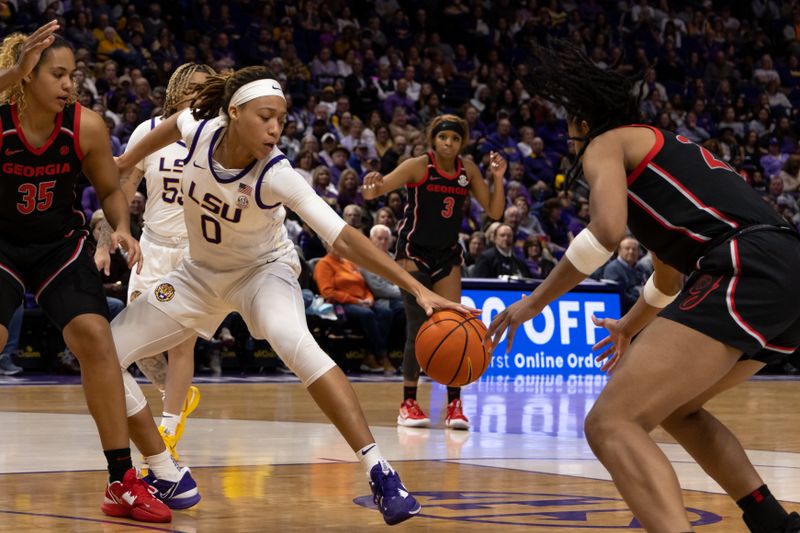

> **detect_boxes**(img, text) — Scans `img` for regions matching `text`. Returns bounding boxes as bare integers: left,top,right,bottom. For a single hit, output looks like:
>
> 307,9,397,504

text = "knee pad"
276,330,336,387
123,370,148,417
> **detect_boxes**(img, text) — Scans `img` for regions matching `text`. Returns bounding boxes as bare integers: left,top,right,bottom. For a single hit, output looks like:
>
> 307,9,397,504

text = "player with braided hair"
487,40,800,532
95,62,215,462
110,65,478,524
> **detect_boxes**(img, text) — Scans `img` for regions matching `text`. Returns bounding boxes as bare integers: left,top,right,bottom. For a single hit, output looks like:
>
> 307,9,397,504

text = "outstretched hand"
488,151,508,179
484,295,539,354
415,287,478,318
591,315,632,373
111,231,143,274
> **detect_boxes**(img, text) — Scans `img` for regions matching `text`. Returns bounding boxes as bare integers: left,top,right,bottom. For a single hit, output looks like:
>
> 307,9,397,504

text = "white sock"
160,412,180,435
357,443,393,479
146,450,181,482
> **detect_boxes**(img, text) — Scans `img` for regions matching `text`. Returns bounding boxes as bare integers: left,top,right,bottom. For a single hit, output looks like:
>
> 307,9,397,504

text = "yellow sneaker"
175,385,201,442
158,425,180,461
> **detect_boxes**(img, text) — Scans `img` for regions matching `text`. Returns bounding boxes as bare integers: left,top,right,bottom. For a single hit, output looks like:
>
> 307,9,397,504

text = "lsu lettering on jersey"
176,111,345,271
126,116,188,240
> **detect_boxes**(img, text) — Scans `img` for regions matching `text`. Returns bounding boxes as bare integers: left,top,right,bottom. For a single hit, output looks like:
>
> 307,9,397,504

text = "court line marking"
0,509,188,532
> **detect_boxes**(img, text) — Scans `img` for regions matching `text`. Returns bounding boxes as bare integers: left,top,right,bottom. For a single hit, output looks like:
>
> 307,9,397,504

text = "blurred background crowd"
1,0,799,376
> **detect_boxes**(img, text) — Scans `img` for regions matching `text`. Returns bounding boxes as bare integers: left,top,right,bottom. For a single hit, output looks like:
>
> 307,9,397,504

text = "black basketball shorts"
395,240,464,284
0,232,109,330
660,227,800,365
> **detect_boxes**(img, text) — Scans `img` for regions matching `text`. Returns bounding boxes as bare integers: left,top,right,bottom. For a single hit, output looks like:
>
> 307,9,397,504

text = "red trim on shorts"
721,239,797,355
0,261,24,291
11,104,63,156
34,236,85,300
622,124,664,186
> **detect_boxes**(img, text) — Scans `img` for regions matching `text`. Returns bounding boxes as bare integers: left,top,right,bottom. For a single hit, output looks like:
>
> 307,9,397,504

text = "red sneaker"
397,399,431,428
102,469,172,523
445,399,470,430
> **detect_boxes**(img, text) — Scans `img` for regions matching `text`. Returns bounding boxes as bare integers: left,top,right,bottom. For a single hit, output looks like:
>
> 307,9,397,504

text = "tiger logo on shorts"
154,283,176,302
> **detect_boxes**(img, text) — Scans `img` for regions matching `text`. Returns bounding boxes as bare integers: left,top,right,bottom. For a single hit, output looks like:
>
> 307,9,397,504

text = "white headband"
229,79,285,108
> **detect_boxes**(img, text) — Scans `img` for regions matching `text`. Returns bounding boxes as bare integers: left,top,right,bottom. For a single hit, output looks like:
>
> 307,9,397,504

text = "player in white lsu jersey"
95,63,215,461
111,66,475,525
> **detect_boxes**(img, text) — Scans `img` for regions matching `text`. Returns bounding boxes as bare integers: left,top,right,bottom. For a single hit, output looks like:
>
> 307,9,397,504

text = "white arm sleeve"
176,109,201,147
124,120,154,172
268,167,347,244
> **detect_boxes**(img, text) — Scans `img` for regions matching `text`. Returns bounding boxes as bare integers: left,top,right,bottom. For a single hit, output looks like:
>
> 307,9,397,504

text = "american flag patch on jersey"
238,183,253,196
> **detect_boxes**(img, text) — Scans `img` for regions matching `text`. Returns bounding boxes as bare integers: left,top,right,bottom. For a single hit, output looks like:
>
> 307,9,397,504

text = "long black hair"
527,39,646,190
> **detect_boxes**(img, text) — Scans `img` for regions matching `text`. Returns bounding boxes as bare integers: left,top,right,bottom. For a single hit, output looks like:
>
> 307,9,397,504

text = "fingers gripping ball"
415,310,489,386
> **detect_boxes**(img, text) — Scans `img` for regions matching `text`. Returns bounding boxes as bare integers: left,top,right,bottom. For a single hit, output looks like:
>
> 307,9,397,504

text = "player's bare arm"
79,107,142,272
362,156,427,199
465,152,506,220
486,133,628,352
116,113,182,176
592,253,684,372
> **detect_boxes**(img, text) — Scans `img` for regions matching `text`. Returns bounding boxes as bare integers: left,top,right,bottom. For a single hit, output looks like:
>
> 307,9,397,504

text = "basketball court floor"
0,373,797,532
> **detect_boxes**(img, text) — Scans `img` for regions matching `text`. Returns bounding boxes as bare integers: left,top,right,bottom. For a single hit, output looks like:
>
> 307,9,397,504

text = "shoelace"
407,401,426,417
373,470,403,506
448,401,463,417
128,476,158,502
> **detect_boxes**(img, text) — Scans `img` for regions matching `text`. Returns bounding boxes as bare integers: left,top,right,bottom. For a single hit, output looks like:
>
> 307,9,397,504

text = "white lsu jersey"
176,111,346,272
125,116,189,240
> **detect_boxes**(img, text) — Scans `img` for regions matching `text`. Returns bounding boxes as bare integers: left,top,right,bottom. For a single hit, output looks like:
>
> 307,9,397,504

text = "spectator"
463,231,487,267
388,107,421,144
374,207,398,235
374,125,394,159
383,76,415,118
523,237,556,280
514,196,545,236
129,191,144,240
473,224,532,278
113,103,140,145
314,242,394,373
502,205,530,258
779,156,800,194
337,168,364,212
311,166,338,210
540,198,574,252
675,111,710,144
482,117,523,163
329,145,353,184
342,204,365,232
761,138,790,179
381,134,408,174
602,236,648,313
524,136,556,185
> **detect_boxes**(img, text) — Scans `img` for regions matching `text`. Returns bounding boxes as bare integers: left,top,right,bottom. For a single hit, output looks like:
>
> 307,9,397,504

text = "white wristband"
564,229,614,275
642,274,679,308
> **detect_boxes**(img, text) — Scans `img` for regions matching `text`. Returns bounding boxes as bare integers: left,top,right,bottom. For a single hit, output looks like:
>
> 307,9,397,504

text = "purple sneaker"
369,461,421,525
143,466,201,509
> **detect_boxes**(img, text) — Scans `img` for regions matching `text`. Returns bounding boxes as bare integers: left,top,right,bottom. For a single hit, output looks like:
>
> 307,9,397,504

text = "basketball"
415,309,489,387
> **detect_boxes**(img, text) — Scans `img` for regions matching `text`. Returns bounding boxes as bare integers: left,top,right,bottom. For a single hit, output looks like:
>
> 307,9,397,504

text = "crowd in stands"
3,0,800,374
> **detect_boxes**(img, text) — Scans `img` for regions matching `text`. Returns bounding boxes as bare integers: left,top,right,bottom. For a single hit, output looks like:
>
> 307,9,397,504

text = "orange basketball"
415,309,489,387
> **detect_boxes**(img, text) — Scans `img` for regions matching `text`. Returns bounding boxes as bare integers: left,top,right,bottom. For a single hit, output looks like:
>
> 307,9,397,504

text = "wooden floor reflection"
0,378,797,532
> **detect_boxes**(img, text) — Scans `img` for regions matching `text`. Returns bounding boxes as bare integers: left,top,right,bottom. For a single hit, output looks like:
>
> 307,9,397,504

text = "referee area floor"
0,374,797,531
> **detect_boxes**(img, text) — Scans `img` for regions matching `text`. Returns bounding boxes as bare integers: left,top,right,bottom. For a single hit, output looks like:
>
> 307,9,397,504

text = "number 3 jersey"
0,103,85,244
176,111,345,271
126,116,189,240
397,151,471,253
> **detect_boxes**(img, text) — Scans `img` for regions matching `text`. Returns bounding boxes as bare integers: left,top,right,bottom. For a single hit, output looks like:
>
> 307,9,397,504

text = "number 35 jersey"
126,116,189,240
0,103,85,244
176,111,345,272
